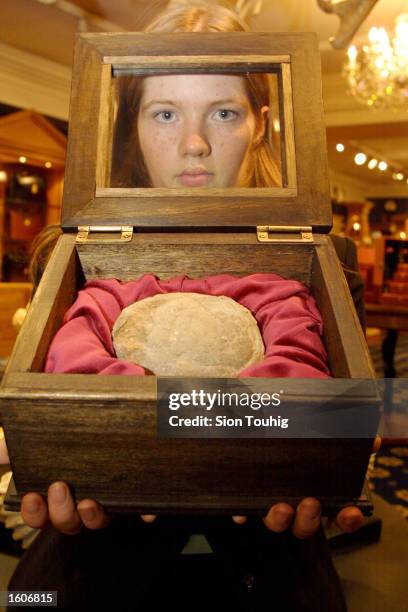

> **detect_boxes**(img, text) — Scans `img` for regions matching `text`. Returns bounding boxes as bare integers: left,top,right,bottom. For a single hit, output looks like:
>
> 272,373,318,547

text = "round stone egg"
112,292,264,377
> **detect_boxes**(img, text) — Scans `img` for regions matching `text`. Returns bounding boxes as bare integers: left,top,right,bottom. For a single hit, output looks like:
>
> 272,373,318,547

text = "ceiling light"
396,172,404,180
0,170,8,182
352,222,361,231
344,14,408,111
347,45,357,62
18,175,37,186
45,161,52,168
368,159,378,169
400,232,407,240
378,161,388,171
19,156,27,163
354,153,367,166
336,143,345,152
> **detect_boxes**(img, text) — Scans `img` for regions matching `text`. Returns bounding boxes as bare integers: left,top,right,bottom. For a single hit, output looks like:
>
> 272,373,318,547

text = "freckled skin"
137,74,264,188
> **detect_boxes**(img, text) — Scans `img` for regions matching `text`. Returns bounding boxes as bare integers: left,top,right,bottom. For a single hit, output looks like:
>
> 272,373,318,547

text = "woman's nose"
179,126,211,157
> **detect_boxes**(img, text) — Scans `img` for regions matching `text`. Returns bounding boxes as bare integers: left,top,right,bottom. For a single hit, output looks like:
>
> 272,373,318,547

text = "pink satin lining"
44,273,331,378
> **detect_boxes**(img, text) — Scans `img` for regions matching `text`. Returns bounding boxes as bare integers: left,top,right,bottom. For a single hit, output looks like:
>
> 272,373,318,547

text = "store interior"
0,1,407,610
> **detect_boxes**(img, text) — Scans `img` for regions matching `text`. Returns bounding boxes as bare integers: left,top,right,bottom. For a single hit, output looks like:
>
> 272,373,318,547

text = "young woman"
112,72,279,189
3,3,373,610
111,66,281,189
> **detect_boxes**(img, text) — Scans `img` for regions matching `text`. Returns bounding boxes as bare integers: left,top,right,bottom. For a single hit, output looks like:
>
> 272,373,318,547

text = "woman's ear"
253,105,270,147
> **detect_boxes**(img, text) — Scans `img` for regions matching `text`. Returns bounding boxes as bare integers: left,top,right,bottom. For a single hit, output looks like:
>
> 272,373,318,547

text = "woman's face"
137,74,266,188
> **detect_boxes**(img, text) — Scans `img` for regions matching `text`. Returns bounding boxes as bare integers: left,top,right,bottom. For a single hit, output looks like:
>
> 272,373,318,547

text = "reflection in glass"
110,73,283,188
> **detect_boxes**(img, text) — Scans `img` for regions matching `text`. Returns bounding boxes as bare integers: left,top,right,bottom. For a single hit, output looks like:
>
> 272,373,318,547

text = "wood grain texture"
2,372,377,399
61,36,104,225
0,397,373,513
95,187,297,198
95,63,114,188
1,234,81,377
62,32,331,230
280,63,297,189
80,31,324,58
0,232,377,513
77,234,314,283
110,54,290,69
312,237,376,378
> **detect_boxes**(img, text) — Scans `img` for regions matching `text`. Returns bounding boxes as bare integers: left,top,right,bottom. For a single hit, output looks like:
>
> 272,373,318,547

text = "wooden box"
0,32,379,515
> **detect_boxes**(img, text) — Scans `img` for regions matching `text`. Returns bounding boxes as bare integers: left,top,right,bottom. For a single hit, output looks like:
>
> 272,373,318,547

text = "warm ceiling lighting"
347,45,358,62
378,161,388,171
45,161,52,168
344,14,408,111
396,172,404,180
368,159,378,169
0,170,7,182
354,153,367,166
19,156,27,163
352,222,361,231
336,143,345,152
400,232,407,240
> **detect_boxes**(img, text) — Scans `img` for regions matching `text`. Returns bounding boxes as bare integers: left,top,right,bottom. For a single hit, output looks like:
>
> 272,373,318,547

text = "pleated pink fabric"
44,273,331,378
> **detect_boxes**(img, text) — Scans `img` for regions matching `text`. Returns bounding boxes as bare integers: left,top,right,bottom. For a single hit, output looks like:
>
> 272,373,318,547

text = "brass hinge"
76,226,133,244
257,225,313,243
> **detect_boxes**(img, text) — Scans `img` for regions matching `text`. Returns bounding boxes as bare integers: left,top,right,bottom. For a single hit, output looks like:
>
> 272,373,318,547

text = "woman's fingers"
232,515,248,525
373,435,381,453
21,493,50,529
77,499,111,530
22,484,111,534
140,514,157,523
47,481,82,535
262,503,295,533
0,435,10,465
291,498,321,539
335,506,364,533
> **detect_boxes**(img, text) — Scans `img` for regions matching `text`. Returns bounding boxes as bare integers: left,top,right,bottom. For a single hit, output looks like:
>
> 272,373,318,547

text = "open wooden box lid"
62,32,332,231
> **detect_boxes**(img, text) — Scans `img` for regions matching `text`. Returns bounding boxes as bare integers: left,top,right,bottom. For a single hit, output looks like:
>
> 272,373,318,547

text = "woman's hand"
21,485,157,534
260,498,364,538
1,433,155,534
0,431,10,464
21,483,111,534
233,435,381,538
233,496,364,538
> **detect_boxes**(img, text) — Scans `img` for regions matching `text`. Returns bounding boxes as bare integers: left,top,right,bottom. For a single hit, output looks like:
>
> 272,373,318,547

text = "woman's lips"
177,170,212,187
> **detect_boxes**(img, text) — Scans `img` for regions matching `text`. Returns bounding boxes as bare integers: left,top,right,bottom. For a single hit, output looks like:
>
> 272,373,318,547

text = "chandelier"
343,13,408,110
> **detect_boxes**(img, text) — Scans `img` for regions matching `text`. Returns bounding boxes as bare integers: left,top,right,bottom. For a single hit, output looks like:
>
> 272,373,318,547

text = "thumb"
232,515,248,525
141,514,157,523
0,432,10,465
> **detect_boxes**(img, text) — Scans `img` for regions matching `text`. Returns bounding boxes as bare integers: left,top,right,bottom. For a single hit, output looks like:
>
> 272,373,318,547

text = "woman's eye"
154,110,176,123
214,109,238,121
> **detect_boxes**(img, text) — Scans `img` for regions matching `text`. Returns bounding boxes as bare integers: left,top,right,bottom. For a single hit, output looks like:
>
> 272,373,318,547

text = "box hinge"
76,226,133,244
257,225,313,243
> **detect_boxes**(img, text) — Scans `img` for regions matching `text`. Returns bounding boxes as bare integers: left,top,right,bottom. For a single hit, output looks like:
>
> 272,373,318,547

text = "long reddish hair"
111,2,281,188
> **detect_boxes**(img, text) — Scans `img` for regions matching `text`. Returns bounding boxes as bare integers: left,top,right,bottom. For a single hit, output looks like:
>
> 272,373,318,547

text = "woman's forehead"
140,73,249,104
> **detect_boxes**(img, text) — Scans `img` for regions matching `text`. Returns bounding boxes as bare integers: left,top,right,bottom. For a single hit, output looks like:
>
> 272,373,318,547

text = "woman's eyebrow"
141,97,247,111
208,97,246,107
141,99,179,110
